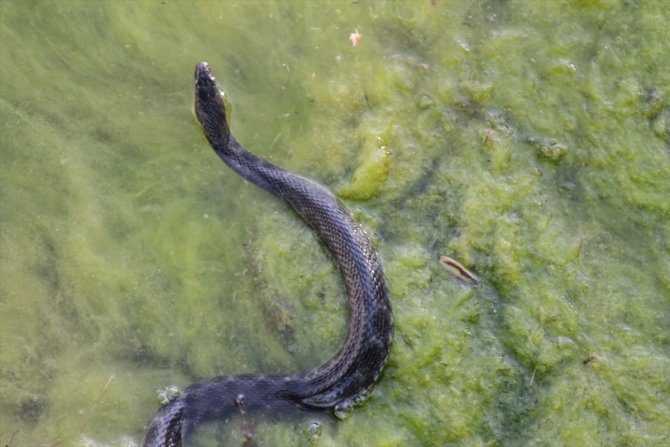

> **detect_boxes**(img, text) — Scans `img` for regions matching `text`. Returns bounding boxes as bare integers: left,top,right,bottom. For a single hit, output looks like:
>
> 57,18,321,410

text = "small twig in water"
50,375,115,447
235,394,258,447
529,366,537,386
6,428,19,447
439,255,479,284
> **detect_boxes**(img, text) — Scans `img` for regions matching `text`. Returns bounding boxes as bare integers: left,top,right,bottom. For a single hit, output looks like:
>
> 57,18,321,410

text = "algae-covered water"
1,1,669,446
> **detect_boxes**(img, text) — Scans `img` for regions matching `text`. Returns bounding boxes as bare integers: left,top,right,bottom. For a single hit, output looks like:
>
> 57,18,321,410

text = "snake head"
194,62,231,147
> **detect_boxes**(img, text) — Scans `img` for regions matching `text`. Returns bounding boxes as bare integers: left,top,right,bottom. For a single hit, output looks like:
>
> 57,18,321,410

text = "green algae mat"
1,1,668,446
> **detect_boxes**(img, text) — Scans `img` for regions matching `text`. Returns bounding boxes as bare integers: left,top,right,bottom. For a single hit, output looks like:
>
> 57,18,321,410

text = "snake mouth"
194,61,225,104
196,62,226,105
195,62,217,90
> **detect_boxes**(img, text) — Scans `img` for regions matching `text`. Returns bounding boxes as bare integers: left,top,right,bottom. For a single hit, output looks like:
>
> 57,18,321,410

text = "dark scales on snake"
140,63,393,446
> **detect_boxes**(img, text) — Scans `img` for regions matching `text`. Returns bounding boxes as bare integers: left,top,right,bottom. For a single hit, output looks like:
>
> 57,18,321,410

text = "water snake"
140,62,392,446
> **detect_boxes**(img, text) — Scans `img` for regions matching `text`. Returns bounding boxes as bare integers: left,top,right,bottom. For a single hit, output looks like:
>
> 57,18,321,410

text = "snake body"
140,62,392,446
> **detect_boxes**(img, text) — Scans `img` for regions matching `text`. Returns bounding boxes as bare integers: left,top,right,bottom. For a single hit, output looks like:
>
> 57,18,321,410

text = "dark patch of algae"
1,1,668,446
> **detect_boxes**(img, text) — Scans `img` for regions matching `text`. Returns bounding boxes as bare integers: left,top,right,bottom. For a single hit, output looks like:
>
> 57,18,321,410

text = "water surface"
1,1,668,446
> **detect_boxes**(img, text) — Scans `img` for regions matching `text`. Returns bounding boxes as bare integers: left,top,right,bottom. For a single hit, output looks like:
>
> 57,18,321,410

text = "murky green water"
1,1,669,446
